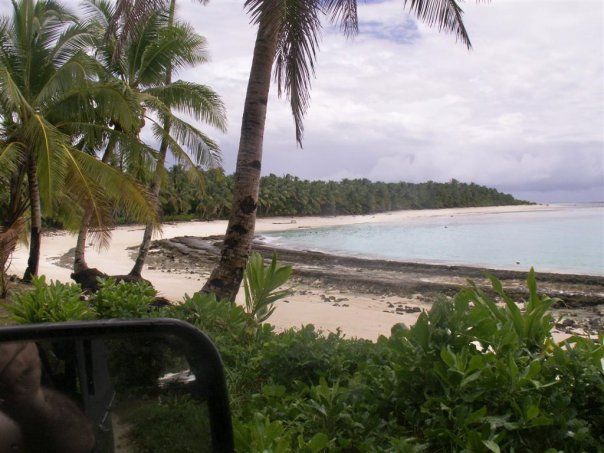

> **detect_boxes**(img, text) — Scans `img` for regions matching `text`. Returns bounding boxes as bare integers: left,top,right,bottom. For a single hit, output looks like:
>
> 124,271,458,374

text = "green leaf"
483,440,501,453
308,432,329,452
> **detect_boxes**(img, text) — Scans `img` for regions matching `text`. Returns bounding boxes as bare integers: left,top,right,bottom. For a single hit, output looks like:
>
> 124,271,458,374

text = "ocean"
262,204,604,276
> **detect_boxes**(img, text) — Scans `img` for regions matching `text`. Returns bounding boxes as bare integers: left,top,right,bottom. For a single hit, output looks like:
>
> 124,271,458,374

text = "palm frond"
323,0,358,37
0,63,31,114
274,0,322,146
67,146,159,226
61,143,109,239
134,18,209,86
147,112,218,165
149,120,206,189
145,81,227,131
403,0,471,48
107,0,166,61
0,141,26,183
48,80,143,134
65,122,157,160
81,0,115,28
33,56,90,108
246,0,322,146
51,23,94,67
25,114,69,213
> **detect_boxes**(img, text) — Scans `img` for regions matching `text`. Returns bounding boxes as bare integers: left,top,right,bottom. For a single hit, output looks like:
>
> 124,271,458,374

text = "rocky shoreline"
143,235,604,337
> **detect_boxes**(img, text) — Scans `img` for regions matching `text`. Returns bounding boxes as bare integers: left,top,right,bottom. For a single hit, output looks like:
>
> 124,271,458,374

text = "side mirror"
0,318,233,452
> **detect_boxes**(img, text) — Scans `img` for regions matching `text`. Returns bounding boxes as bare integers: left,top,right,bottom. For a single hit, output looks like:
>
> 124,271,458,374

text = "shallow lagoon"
264,204,604,276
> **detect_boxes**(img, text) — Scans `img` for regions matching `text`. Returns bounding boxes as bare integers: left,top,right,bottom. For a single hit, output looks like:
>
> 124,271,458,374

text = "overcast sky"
2,0,603,202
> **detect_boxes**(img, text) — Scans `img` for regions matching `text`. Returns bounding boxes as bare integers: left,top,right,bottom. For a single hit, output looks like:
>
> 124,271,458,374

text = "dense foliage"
0,0,225,280
160,167,529,221
6,270,602,452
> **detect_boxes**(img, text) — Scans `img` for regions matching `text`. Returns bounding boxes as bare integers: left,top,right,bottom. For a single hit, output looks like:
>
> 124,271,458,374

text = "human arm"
0,342,95,453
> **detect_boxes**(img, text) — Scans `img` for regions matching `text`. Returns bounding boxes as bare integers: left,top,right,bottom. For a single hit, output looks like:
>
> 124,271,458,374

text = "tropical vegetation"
160,168,527,220
0,0,225,283
5,270,603,451
75,0,226,277
0,0,159,281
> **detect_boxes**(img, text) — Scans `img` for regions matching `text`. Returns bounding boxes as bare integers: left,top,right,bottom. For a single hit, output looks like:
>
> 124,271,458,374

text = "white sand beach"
9,204,577,340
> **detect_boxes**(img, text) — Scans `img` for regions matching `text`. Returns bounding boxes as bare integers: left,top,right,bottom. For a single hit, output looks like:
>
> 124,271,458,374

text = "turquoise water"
263,205,604,276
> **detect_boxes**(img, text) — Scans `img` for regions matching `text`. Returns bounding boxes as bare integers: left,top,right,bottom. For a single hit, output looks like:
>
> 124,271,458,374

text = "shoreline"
147,234,603,336
8,204,604,340
255,235,604,278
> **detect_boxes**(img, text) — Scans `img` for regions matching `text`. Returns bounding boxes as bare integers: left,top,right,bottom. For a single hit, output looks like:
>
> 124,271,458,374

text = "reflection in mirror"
0,335,212,452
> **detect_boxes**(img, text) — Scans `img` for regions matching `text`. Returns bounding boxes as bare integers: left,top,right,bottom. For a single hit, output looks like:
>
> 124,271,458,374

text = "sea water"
263,204,604,276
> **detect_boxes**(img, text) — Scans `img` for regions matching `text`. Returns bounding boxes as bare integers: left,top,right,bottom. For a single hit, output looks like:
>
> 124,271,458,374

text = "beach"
9,204,604,340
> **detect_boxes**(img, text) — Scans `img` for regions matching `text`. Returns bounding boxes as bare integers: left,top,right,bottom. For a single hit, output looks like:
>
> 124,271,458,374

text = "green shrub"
93,278,157,318
362,269,604,452
8,275,95,323
175,292,255,345
230,270,603,451
6,272,603,452
255,325,380,387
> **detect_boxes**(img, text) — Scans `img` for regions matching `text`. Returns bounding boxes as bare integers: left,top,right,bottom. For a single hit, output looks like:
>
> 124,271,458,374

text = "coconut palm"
129,0,220,278
71,0,226,276
0,0,158,281
197,0,472,301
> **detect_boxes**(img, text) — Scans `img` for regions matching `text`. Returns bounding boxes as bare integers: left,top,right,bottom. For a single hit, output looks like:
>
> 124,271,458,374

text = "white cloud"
2,0,602,202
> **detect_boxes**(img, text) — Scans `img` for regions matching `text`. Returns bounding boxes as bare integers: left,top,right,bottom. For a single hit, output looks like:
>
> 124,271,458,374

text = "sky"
2,0,603,203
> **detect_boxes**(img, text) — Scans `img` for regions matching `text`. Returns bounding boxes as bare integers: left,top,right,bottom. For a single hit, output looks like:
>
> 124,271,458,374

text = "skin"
0,342,95,453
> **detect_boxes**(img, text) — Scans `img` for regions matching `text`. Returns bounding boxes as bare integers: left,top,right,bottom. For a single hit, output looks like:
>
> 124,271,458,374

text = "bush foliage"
8,276,96,323
8,270,603,452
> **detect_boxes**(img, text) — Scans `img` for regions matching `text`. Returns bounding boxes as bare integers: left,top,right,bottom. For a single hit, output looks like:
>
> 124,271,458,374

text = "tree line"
159,166,529,221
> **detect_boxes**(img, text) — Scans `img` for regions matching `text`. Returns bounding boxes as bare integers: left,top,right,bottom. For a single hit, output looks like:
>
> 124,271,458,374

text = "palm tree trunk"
201,22,279,302
129,135,168,276
73,210,91,274
129,0,176,278
73,138,118,274
23,153,42,282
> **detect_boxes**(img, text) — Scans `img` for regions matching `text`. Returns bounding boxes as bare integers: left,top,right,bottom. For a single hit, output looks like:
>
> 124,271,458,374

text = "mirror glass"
0,334,213,452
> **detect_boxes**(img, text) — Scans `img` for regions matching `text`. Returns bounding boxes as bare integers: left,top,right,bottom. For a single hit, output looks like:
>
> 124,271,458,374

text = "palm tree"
199,0,472,301
71,0,226,276
129,0,220,278
0,0,157,281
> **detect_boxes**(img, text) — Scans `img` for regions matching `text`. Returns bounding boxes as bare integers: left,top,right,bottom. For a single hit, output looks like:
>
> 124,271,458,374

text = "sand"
9,204,597,340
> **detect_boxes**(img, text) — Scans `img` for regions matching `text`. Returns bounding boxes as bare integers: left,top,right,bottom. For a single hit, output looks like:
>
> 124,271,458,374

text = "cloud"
358,17,419,44
2,0,602,202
